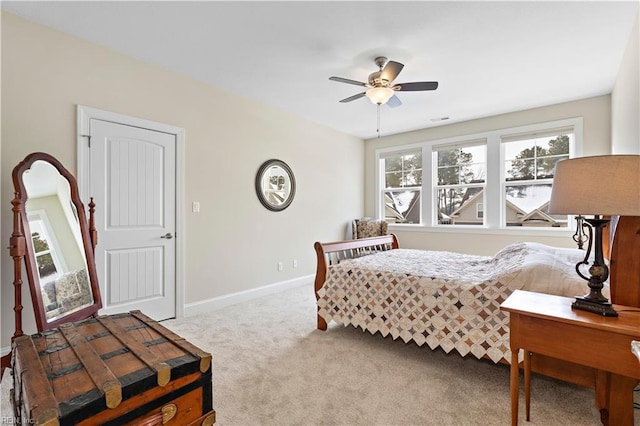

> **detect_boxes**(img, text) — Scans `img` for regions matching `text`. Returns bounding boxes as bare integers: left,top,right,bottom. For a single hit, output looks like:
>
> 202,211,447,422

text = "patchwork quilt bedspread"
316,242,603,363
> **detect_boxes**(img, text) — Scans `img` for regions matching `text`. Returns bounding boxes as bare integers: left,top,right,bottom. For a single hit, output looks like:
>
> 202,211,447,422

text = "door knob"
161,233,173,239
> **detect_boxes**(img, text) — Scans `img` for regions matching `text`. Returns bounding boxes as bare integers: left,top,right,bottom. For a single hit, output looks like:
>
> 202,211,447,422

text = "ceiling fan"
329,56,438,108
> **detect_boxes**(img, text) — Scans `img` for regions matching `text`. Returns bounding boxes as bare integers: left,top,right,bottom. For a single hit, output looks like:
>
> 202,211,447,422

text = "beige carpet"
161,285,638,426
2,285,638,425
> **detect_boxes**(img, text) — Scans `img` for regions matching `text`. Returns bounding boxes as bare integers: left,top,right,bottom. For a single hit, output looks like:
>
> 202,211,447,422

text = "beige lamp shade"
548,155,640,216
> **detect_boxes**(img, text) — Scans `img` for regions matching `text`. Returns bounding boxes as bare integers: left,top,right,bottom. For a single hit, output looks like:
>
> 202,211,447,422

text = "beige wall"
1,12,364,349
612,10,640,154
364,96,612,255
3,6,636,350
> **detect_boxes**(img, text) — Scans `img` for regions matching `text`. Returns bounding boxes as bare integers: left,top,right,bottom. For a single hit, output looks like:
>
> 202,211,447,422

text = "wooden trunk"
11,311,215,426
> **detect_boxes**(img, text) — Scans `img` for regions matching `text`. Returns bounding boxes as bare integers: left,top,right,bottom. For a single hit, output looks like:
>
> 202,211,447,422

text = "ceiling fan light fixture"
366,87,394,105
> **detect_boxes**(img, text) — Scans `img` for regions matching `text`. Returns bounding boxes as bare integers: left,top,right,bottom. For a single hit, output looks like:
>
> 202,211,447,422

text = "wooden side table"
501,290,640,426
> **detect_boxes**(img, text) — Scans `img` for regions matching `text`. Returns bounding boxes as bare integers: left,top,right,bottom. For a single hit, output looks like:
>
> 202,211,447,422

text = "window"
374,118,580,232
381,150,422,223
502,130,572,228
28,214,64,286
434,142,486,226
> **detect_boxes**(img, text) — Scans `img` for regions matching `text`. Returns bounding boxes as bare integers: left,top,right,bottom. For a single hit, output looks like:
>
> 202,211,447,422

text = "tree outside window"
503,133,571,227
383,151,422,223
28,215,64,285
435,144,486,225
376,120,578,231
32,231,58,278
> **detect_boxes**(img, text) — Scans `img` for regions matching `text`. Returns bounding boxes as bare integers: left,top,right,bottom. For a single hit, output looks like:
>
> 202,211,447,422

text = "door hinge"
80,134,91,147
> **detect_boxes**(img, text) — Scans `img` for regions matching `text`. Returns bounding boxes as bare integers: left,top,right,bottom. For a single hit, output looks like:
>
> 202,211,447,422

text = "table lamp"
548,155,640,316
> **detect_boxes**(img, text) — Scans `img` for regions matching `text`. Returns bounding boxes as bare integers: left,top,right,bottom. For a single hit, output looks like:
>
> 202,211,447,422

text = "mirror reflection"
262,166,290,206
255,159,296,211
23,160,94,322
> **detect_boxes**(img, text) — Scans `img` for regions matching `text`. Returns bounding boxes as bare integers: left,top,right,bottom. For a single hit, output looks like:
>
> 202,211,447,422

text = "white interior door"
88,119,176,320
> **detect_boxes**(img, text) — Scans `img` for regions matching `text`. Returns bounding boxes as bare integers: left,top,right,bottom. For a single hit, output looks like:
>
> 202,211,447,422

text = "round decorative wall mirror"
255,159,296,211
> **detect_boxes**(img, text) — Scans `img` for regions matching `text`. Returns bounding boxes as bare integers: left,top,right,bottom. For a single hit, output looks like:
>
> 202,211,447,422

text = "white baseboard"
183,274,313,317
0,275,313,355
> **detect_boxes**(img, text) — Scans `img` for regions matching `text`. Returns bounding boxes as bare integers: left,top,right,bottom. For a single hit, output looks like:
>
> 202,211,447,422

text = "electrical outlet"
192,201,200,213
293,259,298,269
277,261,283,271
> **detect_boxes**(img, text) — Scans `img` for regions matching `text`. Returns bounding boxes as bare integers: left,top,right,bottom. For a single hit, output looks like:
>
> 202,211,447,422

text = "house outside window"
502,130,572,227
374,118,580,233
382,150,422,224
434,142,486,226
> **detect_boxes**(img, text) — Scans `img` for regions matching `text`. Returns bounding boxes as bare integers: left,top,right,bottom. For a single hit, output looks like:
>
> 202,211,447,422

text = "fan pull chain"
376,104,381,138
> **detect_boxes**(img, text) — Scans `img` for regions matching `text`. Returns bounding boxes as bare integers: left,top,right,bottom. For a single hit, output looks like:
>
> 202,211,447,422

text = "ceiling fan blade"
380,61,404,83
394,81,439,91
329,76,367,87
339,92,366,103
386,95,402,108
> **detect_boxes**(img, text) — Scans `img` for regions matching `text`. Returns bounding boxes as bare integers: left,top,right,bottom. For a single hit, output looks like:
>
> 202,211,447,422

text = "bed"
313,216,640,378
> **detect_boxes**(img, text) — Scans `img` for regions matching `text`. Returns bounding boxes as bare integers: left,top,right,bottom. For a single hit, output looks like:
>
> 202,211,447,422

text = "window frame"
433,139,487,227
373,117,583,235
501,129,574,228
379,149,423,224
27,210,67,283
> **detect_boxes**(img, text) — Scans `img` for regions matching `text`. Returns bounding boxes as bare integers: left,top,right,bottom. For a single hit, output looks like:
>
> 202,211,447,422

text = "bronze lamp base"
572,297,618,317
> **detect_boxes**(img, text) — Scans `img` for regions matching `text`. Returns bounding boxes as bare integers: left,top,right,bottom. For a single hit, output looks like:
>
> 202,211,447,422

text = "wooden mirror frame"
10,152,103,334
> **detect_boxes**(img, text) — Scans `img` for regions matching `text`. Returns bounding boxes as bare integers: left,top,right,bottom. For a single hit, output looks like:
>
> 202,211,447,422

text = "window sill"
387,223,574,238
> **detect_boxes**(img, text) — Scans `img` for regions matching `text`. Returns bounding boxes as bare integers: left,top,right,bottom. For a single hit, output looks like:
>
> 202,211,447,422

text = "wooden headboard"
608,215,640,307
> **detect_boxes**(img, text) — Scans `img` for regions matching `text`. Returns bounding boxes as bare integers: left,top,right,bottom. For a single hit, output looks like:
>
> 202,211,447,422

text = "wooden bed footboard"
313,234,399,330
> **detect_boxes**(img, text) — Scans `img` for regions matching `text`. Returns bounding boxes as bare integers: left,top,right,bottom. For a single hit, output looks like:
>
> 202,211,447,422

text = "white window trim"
433,140,487,227
374,117,583,235
379,149,423,224
28,209,68,279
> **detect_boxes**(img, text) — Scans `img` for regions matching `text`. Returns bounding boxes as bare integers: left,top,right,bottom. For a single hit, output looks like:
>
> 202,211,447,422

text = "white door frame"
77,105,185,319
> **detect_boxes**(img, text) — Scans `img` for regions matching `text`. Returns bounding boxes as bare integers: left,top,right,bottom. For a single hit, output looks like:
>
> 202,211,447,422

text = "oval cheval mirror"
10,152,103,335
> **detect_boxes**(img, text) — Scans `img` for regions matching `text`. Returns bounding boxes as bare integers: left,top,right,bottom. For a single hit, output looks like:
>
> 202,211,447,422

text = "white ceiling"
3,1,638,140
